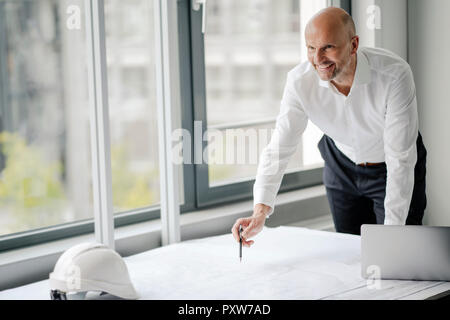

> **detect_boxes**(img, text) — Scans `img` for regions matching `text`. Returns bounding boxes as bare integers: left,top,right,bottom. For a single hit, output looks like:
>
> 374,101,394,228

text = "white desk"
0,226,449,300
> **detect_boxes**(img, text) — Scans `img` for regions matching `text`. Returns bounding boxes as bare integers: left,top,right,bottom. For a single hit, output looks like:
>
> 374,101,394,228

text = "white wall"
408,0,450,226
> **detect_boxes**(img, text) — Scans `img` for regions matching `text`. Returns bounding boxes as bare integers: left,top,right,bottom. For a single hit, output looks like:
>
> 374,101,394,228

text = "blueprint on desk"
0,226,449,300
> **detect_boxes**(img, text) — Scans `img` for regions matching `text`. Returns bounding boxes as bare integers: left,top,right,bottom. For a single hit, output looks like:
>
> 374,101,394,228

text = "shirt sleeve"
253,72,309,217
383,65,418,225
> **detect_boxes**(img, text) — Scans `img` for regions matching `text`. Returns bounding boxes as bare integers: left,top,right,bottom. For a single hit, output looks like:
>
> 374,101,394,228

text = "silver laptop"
361,224,450,281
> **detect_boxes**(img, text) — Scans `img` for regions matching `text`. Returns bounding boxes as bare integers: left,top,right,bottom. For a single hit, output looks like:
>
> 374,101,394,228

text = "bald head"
306,7,356,41
305,7,359,84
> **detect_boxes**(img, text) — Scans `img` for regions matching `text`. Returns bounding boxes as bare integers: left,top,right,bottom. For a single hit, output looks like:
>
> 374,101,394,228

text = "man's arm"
253,72,309,217
383,64,418,225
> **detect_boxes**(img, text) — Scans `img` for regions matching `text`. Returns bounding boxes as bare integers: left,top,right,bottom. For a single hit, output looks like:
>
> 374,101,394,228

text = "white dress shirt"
253,46,419,225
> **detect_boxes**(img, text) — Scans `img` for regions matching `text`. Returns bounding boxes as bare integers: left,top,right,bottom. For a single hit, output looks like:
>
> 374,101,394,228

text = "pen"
239,225,242,263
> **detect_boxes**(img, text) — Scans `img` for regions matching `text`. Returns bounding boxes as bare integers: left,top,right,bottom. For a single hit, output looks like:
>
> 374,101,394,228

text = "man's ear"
351,36,359,54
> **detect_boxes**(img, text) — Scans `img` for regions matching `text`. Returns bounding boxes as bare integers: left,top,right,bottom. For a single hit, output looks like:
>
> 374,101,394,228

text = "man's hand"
231,203,271,247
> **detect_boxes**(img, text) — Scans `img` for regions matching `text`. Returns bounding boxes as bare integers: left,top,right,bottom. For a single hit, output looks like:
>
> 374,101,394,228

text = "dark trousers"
317,133,427,235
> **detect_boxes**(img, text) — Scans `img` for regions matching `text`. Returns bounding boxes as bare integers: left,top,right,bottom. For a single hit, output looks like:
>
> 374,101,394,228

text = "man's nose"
314,50,325,65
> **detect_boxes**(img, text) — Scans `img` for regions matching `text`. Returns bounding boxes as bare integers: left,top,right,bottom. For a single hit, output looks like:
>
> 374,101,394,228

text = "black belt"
357,162,385,167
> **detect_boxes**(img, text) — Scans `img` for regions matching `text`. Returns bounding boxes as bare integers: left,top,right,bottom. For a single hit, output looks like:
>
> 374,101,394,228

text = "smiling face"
305,8,358,83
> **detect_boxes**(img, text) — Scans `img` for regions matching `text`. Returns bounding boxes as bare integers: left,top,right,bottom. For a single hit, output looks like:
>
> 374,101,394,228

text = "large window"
0,0,162,250
205,0,326,186
192,0,330,207
104,0,160,214
0,0,93,236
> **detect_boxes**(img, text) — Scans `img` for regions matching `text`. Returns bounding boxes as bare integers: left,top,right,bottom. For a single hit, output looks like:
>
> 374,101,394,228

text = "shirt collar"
318,49,371,89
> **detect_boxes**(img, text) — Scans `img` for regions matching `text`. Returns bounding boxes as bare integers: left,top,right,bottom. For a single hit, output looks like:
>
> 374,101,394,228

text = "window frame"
0,0,196,252
190,0,351,208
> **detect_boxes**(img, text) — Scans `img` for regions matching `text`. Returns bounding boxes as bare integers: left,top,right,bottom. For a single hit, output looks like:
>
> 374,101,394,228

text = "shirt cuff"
253,188,276,218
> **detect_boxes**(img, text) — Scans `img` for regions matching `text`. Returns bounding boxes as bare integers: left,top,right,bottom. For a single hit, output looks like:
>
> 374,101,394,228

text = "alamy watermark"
366,264,382,290
66,5,81,30
171,121,280,174
366,5,382,30
65,263,82,291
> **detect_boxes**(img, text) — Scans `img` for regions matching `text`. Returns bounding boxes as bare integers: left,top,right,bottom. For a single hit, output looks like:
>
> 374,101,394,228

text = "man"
232,7,427,247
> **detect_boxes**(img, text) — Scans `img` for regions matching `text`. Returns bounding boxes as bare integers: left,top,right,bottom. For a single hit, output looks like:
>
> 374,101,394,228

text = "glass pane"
104,0,160,214
0,0,93,236
205,0,327,186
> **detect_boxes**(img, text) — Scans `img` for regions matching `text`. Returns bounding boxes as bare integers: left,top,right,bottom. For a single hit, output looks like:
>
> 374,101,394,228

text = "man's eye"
325,45,333,50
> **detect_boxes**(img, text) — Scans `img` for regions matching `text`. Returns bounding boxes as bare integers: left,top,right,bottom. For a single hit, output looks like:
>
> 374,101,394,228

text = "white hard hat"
49,242,139,300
